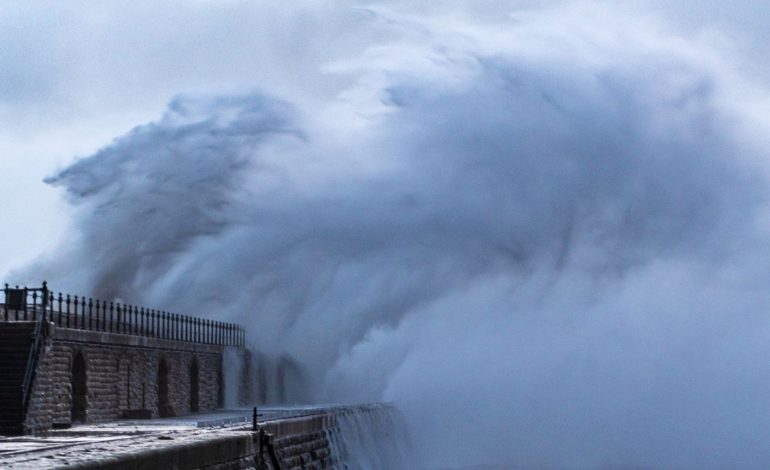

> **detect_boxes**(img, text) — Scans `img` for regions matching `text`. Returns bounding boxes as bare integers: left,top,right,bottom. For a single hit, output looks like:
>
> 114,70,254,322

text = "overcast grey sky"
4,4,770,468
1,0,768,278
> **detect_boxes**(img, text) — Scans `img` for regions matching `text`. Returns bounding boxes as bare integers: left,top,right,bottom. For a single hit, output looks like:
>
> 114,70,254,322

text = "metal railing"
21,283,48,417
2,282,245,347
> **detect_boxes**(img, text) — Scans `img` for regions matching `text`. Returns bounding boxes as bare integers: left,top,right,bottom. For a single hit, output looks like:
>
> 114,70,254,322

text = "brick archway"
157,358,173,417
190,358,199,412
71,351,87,423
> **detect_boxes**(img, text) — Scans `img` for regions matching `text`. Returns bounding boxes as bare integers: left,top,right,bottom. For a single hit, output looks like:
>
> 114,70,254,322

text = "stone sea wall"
25,323,228,433
58,404,408,470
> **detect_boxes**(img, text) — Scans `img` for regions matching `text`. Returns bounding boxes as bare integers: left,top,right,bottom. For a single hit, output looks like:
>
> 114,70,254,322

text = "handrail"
20,282,48,419
3,282,246,347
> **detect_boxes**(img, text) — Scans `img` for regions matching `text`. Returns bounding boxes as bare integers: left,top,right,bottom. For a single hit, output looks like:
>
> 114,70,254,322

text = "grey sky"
2,3,770,467
2,0,769,278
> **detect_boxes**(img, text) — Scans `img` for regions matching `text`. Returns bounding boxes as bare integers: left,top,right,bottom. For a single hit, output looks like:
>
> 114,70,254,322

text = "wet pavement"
0,406,340,468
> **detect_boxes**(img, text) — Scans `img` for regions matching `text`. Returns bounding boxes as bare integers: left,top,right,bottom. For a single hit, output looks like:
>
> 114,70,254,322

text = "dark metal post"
23,287,28,321
41,281,48,322
75,296,81,328
95,299,100,331
65,294,71,327
129,305,134,335
57,293,63,326
30,290,37,321
3,283,8,321
81,297,86,329
109,302,114,333
253,406,258,431
49,292,55,324
88,298,93,330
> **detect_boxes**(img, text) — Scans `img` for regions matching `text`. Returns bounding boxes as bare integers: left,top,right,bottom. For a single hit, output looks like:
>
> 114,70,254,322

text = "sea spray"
327,404,414,469
21,3,770,467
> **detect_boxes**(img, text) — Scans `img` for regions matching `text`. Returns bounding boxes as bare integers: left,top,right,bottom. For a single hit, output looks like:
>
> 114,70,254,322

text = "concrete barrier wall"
67,430,259,470
25,323,227,433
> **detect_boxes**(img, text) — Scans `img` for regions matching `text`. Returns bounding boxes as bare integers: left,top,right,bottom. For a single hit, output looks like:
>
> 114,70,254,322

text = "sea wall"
25,323,229,433
55,405,408,470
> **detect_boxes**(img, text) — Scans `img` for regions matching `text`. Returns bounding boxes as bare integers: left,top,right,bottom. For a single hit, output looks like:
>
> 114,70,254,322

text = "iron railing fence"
2,282,245,347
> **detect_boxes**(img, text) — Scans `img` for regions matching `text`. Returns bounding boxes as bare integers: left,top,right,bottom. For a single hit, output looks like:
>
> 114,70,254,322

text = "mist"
12,2,770,468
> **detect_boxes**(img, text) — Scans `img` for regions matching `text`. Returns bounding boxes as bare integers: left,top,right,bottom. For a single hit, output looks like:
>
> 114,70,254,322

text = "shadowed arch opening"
190,358,199,412
157,358,173,417
71,351,87,423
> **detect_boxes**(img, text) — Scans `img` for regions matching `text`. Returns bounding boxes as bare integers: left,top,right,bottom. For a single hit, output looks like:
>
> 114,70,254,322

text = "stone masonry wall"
25,324,228,433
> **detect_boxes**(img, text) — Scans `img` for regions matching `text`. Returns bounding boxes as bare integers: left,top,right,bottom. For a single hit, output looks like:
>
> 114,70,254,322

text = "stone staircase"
0,322,36,435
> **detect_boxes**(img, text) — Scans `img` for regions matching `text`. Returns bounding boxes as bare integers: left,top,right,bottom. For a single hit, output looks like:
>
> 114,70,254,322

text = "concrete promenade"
0,406,342,469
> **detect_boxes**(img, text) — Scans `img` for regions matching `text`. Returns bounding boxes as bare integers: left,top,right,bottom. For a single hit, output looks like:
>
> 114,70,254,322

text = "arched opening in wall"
217,360,224,409
157,358,173,417
190,358,199,412
71,352,87,423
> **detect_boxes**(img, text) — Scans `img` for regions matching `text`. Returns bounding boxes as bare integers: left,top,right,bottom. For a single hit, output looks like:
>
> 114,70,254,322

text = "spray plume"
20,3,770,468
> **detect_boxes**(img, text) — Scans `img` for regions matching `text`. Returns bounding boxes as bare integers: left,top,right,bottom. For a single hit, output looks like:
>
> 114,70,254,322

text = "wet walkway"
0,406,340,469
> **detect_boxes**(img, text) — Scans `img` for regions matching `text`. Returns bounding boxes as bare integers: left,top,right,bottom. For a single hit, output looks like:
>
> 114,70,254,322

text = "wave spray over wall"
20,3,770,468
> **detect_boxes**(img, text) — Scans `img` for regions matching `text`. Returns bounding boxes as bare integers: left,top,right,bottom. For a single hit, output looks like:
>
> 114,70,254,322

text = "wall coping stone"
52,324,228,354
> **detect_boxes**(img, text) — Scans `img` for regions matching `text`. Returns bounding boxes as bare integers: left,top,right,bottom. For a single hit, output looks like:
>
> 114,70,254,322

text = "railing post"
49,292,55,325
74,296,81,329
95,299,101,331
65,294,71,328
57,293,63,326
23,287,29,321
109,302,114,333
81,296,86,329
30,290,37,321
41,281,48,322
3,283,8,321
